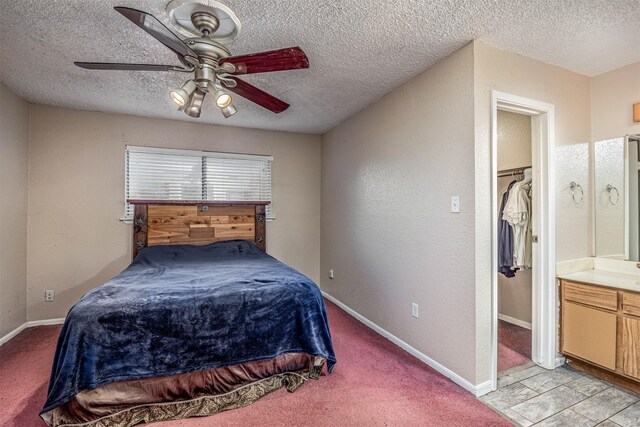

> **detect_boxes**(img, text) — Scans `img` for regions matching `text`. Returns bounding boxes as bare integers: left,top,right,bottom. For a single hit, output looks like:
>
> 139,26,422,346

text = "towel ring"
570,182,583,205
606,184,620,205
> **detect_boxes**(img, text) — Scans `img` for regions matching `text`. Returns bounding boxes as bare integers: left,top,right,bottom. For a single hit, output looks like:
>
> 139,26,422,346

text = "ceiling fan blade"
114,7,197,63
74,62,176,71
220,47,309,75
222,77,289,113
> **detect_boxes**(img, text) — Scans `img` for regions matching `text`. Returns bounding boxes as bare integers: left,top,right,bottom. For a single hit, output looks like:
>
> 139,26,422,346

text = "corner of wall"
470,39,493,387
26,102,34,323
0,84,30,338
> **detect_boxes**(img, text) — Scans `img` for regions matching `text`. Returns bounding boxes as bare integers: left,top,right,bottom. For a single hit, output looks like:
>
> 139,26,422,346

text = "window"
123,145,272,221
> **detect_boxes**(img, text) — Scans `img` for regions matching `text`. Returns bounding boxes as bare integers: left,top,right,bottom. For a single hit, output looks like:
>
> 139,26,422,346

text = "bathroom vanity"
558,267,640,390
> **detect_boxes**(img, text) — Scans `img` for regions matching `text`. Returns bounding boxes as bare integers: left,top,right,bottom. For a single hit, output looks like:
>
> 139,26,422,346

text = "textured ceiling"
1,0,639,134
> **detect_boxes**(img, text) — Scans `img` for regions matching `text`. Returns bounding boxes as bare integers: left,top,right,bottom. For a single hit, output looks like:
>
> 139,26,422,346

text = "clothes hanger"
499,173,518,195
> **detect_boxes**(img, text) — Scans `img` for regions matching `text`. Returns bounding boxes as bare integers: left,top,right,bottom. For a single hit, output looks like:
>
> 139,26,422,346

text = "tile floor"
480,362,640,426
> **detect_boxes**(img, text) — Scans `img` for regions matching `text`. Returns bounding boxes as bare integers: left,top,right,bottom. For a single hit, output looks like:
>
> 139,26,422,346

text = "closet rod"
497,166,531,177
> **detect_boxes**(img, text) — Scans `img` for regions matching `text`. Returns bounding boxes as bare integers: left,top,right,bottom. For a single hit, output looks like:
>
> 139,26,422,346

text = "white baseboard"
27,318,65,327
0,317,65,347
322,291,489,397
0,323,27,346
475,380,494,397
498,314,532,330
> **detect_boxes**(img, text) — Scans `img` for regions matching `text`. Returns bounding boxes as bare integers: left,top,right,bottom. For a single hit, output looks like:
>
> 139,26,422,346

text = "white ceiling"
1,0,639,134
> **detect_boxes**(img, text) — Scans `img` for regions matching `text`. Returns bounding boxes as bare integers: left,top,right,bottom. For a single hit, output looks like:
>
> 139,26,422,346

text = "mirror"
594,134,640,261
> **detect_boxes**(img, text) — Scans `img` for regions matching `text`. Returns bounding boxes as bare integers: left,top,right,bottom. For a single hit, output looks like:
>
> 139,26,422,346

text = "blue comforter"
42,240,336,414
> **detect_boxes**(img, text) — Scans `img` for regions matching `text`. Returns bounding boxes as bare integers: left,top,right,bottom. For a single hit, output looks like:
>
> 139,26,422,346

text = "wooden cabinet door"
622,317,640,379
563,302,617,370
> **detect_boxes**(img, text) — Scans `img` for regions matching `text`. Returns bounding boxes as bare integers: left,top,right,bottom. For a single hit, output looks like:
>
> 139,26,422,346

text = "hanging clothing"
498,180,517,278
523,181,532,267
503,178,532,269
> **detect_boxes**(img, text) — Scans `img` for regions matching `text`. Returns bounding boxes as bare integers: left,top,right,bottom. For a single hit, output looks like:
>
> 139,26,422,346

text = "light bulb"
170,80,197,107
213,89,232,108
170,90,187,106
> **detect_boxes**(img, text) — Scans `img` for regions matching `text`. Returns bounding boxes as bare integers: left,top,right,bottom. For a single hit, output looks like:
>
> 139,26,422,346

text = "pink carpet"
1,300,510,426
497,319,531,372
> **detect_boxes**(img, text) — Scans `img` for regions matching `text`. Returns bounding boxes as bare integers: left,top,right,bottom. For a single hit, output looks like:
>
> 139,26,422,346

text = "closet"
496,110,533,373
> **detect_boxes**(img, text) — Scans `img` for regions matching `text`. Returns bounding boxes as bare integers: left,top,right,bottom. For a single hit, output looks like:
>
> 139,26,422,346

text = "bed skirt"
42,353,326,427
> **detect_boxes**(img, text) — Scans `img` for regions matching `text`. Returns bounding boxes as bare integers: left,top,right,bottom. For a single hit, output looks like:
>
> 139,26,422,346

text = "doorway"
496,109,533,373
490,91,557,391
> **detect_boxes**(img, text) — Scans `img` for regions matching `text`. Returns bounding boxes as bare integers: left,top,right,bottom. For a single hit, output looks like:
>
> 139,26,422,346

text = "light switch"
451,196,460,213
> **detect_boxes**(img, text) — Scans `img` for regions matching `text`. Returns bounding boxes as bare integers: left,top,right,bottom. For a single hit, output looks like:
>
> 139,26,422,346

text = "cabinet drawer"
562,302,617,370
563,281,618,311
622,292,640,317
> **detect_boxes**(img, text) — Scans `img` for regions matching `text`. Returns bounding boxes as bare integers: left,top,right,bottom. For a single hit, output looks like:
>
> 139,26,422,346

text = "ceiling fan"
74,2,309,118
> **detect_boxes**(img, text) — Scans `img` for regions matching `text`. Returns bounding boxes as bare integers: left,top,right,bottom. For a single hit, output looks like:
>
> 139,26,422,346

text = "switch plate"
45,290,55,302
412,303,419,318
451,196,460,213
329,269,334,279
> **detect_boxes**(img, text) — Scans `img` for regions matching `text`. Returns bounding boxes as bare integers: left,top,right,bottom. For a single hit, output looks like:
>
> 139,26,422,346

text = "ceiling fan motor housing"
184,38,231,62
194,63,216,92
186,38,234,93
191,11,219,36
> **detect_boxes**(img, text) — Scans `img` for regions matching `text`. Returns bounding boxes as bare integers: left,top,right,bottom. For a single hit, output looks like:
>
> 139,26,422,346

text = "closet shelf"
498,166,532,177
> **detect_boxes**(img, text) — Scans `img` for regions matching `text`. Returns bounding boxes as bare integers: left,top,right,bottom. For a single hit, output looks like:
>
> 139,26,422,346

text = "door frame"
490,91,557,390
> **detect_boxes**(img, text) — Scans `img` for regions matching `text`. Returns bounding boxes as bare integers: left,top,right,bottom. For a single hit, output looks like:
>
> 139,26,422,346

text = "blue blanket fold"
41,240,336,414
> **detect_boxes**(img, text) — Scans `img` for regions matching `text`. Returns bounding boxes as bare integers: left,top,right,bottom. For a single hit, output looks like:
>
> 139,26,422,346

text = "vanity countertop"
557,269,640,292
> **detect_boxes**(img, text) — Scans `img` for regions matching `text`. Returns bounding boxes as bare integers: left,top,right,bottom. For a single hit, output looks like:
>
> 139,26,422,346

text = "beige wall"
0,83,30,337
27,106,321,321
497,110,532,171
321,44,477,383
591,61,640,142
474,41,592,383
591,62,640,260
497,111,532,325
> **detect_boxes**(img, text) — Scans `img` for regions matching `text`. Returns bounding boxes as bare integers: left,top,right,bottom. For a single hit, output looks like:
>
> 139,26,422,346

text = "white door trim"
490,91,556,390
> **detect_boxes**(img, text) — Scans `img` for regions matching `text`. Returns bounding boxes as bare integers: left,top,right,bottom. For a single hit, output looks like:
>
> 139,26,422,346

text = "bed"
40,201,336,426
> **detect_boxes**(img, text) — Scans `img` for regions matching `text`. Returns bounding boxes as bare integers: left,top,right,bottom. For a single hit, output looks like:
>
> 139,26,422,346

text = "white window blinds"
124,146,272,221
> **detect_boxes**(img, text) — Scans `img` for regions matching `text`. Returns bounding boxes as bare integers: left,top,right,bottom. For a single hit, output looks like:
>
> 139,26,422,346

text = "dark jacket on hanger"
498,180,517,278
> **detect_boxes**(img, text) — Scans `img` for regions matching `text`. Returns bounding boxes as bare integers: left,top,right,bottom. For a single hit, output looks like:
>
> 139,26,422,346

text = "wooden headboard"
128,200,268,259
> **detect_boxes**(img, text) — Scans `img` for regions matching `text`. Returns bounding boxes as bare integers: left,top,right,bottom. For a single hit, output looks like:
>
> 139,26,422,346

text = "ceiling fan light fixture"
221,104,237,118
75,7,309,119
184,89,205,117
213,89,232,108
170,79,197,107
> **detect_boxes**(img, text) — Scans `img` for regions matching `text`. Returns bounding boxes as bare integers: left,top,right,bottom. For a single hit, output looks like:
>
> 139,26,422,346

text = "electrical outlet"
45,290,55,302
451,196,460,213
329,269,334,279
412,303,419,318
